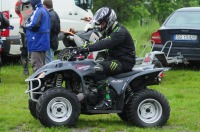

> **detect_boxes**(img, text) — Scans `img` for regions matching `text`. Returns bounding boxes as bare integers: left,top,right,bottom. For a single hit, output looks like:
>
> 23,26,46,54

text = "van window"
74,0,92,10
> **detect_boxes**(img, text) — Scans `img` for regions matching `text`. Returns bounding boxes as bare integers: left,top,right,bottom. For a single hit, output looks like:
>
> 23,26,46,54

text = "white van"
0,0,93,57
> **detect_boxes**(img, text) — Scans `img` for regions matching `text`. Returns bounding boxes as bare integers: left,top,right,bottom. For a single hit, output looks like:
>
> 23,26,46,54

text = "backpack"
0,12,10,29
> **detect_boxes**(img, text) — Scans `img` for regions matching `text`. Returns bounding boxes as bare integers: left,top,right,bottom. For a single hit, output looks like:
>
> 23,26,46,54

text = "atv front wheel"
126,89,170,127
36,88,80,127
28,99,37,119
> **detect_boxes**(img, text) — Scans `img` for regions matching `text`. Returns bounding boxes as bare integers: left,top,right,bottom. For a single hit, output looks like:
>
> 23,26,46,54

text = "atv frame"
136,40,189,67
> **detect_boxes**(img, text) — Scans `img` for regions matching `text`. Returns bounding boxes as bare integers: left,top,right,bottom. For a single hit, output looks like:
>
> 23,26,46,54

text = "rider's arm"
87,28,125,52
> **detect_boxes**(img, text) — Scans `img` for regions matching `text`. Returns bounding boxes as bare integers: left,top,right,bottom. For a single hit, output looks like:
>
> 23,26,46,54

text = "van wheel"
126,89,170,127
36,88,80,127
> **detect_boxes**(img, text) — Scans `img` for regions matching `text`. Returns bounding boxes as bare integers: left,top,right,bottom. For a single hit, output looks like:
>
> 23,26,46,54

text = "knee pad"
94,64,104,72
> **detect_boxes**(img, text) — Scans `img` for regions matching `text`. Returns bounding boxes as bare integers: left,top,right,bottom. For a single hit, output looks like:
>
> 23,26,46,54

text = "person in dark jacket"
26,0,50,72
43,0,60,64
79,7,136,110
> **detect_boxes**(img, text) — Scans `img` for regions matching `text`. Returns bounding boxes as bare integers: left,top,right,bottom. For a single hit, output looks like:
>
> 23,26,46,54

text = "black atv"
25,48,170,127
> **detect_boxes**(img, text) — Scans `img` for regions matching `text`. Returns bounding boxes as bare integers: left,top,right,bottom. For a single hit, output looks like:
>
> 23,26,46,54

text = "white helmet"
92,7,117,33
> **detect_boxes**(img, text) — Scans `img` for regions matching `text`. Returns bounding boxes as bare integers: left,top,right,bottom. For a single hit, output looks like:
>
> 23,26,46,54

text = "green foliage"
123,19,160,56
93,0,200,24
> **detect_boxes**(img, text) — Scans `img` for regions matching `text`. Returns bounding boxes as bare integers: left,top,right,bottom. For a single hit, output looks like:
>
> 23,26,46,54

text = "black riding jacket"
49,9,60,51
88,22,135,66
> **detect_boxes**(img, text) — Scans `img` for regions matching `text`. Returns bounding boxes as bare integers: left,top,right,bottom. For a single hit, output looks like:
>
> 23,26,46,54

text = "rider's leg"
94,60,123,110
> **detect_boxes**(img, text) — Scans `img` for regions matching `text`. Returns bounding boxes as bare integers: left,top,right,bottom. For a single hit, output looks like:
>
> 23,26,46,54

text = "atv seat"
113,69,143,79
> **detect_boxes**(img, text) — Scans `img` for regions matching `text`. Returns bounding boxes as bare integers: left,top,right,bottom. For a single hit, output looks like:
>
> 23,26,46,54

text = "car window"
165,11,200,28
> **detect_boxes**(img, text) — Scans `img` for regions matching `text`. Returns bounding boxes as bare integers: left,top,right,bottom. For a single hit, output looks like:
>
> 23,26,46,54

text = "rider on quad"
79,7,136,110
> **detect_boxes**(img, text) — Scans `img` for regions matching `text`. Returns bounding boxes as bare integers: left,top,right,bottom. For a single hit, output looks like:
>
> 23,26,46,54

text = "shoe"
23,69,29,75
94,99,112,110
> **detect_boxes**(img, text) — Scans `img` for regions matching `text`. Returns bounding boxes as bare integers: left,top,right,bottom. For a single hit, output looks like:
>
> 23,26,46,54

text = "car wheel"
126,89,170,127
36,88,80,127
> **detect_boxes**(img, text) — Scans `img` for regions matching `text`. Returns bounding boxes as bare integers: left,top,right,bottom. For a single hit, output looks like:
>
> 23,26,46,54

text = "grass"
1,20,200,131
1,65,200,131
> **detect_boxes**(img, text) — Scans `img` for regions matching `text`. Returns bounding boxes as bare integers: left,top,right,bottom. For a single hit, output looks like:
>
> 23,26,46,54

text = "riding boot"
21,57,29,75
94,83,112,110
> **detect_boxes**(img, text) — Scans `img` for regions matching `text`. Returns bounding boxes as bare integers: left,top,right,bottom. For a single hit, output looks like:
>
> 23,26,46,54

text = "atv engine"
86,88,117,106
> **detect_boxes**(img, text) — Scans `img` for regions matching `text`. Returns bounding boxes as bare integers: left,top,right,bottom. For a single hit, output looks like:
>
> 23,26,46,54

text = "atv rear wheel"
28,99,37,119
117,104,129,122
36,88,80,127
126,89,170,127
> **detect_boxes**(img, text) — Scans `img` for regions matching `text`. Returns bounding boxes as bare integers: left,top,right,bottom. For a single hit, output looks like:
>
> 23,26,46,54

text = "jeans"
31,51,46,72
45,48,54,64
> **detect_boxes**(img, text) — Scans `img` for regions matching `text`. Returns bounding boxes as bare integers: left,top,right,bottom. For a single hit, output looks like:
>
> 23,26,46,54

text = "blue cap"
30,0,41,7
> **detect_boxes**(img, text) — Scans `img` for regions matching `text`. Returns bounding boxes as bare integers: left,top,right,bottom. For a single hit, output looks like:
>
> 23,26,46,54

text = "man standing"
26,0,50,72
15,0,32,75
43,0,60,64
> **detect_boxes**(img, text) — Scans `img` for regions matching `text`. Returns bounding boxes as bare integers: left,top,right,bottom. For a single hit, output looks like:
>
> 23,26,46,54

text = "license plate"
174,34,197,41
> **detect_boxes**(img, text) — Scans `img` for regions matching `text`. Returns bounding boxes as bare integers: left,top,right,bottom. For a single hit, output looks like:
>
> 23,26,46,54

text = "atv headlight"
37,72,46,78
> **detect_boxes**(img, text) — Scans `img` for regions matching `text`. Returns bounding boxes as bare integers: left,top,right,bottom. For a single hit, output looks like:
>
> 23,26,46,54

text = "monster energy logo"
110,62,118,70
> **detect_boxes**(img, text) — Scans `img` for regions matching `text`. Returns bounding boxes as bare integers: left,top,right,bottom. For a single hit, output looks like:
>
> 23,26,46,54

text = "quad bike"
58,28,165,82
25,48,170,128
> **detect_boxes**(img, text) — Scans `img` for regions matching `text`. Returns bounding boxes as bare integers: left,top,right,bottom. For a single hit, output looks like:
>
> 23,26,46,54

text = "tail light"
87,53,94,60
159,72,164,78
143,55,151,62
151,31,162,44
1,11,10,37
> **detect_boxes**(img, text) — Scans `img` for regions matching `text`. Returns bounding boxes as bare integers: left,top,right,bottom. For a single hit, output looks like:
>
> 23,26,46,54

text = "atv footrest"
87,110,121,114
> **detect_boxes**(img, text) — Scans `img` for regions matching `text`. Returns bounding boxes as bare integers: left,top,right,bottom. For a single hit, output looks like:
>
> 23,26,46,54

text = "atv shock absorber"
126,85,134,96
56,74,63,87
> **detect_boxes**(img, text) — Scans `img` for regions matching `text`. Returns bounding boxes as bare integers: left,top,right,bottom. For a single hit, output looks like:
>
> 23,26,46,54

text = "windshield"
165,11,200,28
74,0,93,9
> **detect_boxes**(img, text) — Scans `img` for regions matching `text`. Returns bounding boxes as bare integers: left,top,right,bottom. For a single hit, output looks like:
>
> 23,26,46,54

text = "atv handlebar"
66,47,88,61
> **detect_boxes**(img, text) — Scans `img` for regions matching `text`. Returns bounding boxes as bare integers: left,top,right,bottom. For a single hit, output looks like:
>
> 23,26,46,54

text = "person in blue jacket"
26,0,50,72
